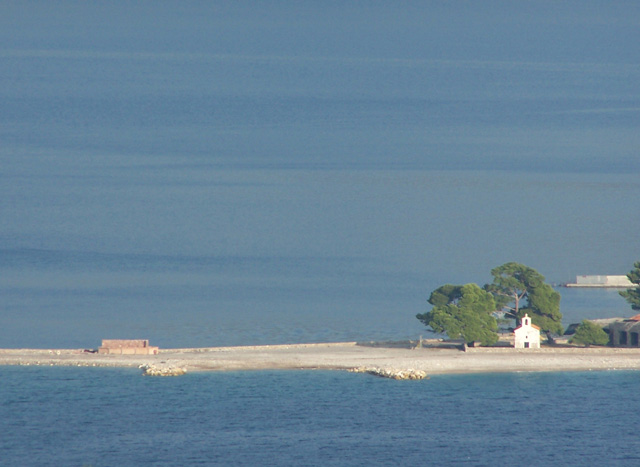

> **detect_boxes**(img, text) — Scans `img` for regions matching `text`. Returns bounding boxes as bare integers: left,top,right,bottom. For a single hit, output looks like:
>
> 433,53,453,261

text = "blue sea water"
1,1,640,464
2,367,640,466
1,0,639,348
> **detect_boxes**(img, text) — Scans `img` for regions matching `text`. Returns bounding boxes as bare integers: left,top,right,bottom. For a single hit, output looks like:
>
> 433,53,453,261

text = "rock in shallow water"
349,367,428,380
140,364,187,376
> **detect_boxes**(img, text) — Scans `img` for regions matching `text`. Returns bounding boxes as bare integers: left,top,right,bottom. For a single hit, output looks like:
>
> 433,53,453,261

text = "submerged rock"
349,367,428,380
140,364,187,376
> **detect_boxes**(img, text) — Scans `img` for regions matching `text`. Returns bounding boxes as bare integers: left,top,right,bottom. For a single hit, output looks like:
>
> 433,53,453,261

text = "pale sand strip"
2,342,640,375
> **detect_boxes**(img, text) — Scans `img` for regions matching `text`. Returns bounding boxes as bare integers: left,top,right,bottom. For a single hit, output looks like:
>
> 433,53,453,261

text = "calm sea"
1,0,639,464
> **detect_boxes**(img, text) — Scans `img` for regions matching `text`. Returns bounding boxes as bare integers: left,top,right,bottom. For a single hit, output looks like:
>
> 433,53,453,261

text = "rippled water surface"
2,367,640,466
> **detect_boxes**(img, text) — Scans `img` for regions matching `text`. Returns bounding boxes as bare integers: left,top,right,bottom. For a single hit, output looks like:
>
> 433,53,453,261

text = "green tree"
417,283,498,346
485,262,563,334
521,282,564,335
427,284,464,307
570,320,609,346
619,261,640,310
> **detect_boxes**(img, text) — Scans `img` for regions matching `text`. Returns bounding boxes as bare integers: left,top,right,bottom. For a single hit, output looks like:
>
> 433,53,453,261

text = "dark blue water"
2,366,640,466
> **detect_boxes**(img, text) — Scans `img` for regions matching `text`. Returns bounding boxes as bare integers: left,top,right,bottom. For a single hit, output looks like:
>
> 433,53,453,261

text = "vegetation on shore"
417,262,562,345
416,284,498,346
620,261,640,310
486,262,563,335
569,320,609,346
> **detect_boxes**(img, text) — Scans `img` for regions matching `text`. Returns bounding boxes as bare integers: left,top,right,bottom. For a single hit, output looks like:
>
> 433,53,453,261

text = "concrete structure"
608,315,640,347
566,275,634,288
98,339,159,355
514,314,541,349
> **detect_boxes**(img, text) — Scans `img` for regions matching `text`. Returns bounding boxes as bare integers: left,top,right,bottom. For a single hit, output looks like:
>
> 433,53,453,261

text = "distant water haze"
0,0,638,348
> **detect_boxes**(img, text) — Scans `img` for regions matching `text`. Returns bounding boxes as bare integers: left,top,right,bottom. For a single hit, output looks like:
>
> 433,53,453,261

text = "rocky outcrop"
140,364,187,376
349,367,428,380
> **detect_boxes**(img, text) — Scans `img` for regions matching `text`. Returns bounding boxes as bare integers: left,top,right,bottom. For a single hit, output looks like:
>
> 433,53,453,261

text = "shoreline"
3,342,640,375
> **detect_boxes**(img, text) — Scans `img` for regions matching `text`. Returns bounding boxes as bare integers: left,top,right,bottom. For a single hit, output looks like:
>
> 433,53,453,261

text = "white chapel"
514,314,541,349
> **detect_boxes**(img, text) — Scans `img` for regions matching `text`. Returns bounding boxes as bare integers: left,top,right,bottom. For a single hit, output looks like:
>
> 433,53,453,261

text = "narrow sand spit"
2,342,640,375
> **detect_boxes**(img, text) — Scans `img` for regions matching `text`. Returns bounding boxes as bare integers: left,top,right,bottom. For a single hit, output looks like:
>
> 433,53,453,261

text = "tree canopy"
520,281,563,335
484,262,563,335
484,262,543,318
619,261,640,311
427,284,464,307
417,283,498,346
569,320,609,346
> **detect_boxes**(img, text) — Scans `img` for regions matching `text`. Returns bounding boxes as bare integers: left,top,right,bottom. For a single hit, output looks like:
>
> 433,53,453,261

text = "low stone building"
514,314,540,349
608,314,640,347
98,339,159,355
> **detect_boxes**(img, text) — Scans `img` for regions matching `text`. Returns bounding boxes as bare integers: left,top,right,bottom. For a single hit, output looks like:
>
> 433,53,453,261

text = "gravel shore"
2,342,640,375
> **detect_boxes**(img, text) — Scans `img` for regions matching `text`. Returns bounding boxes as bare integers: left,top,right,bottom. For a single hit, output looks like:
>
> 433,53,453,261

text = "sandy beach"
2,342,640,375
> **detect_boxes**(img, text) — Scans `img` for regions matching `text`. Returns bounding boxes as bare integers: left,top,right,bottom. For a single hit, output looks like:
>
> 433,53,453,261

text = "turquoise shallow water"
2,367,640,466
